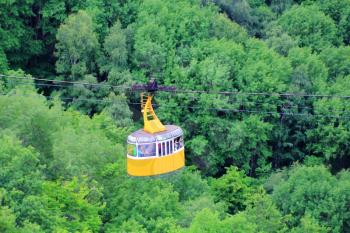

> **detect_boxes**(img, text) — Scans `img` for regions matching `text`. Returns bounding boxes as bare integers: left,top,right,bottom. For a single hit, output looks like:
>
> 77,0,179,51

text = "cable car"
127,80,185,176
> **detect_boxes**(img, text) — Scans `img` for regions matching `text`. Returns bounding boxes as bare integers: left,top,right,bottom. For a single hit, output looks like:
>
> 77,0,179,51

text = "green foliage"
210,14,249,43
320,46,350,80
18,179,102,232
0,134,43,196
178,195,225,228
287,47,328,93
101,165,181,233
307,76,350,168
265,22,298,56
0,0,42,67
166,167,210,202
228,116,273,176
55,10,99,79
278,5,339,51
211,166,254,214
290,214,328,233
304,0,350,45
185,208,235,233
100,21,133,88
215,0,276,37
243,190,287,232
0,49,8,73
269,0,294,14
2,0,350,232
272,165,350,232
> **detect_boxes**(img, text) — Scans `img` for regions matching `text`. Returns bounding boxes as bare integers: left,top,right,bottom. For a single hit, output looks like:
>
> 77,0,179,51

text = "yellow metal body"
142,94,166,134
127,149,185,176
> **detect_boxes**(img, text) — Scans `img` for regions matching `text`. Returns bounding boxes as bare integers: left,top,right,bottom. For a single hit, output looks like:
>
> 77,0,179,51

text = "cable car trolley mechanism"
127,79,185,176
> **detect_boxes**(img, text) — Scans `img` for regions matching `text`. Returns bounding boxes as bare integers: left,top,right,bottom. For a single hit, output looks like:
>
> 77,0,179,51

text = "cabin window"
174,136,183,151
170,140,173,154
166,141,170,155
162,142,166,156
158,143,161,156
127,144,137,156
137,144,156,157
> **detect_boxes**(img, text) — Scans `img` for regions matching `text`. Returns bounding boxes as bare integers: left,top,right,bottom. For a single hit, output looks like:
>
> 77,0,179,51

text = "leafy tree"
100,21,132,87
290,214,328,233
178,195,226,228
55,10,99,79
102,22,128,67
242,189,287,232
264,47,328,169
0,0,43,68
265,23,298,56
287,47,328,93
272,165,350,232
184,208,233,233
54,10,106,113
132,0,217,79
269,0,293,14
320,46,350,80
100,164,182,233
210,14,249,43
307,76,350,170
0,49,8,73
215,0,276,37
166,167,210,202
228,116,273,176
101,93,133,127
115,219,148,233
228,213,257,233
302,0,350,45
215,0,254,29
0,69,36,93
211,166,254,214
17,179,102,232
278,5,339,51
0,206,17,233
0,134,43,198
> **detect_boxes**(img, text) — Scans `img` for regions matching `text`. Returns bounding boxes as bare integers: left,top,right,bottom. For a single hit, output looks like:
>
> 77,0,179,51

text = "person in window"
144,144,156,157
174,137,180,151
179,137,183,148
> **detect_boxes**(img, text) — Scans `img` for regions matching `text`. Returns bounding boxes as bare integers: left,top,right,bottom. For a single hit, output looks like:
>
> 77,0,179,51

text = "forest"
0,0,350,232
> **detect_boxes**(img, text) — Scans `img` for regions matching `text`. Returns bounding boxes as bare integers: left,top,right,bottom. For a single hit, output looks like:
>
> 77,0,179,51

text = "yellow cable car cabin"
127,91,185,176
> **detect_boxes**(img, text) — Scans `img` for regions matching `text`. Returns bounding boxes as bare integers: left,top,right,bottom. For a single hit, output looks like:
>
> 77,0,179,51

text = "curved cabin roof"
128,125,183,144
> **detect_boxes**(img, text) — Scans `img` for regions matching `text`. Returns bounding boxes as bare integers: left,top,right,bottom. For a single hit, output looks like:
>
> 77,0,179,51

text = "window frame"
127,142,157,159
156,136,184,157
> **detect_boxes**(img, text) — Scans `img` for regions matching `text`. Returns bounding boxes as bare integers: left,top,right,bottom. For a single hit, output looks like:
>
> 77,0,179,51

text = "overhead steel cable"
0,74,130,90
1,92,142,105
3,80,331,112
3,75,350,118
2,92,350,120
8,80,327,113
2,73,350,99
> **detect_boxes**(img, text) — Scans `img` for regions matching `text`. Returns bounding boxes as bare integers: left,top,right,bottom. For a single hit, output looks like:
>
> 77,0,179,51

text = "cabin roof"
127,125,183,143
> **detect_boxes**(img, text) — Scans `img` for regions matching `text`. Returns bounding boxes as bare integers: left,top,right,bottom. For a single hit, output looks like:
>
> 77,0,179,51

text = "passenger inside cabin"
174,137,180,150
137,144,156,157
144,144,156,156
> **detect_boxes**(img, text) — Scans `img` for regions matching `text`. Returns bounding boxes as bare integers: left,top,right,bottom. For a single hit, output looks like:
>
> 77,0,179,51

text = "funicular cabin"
126,80,185,176
127,125,185,176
